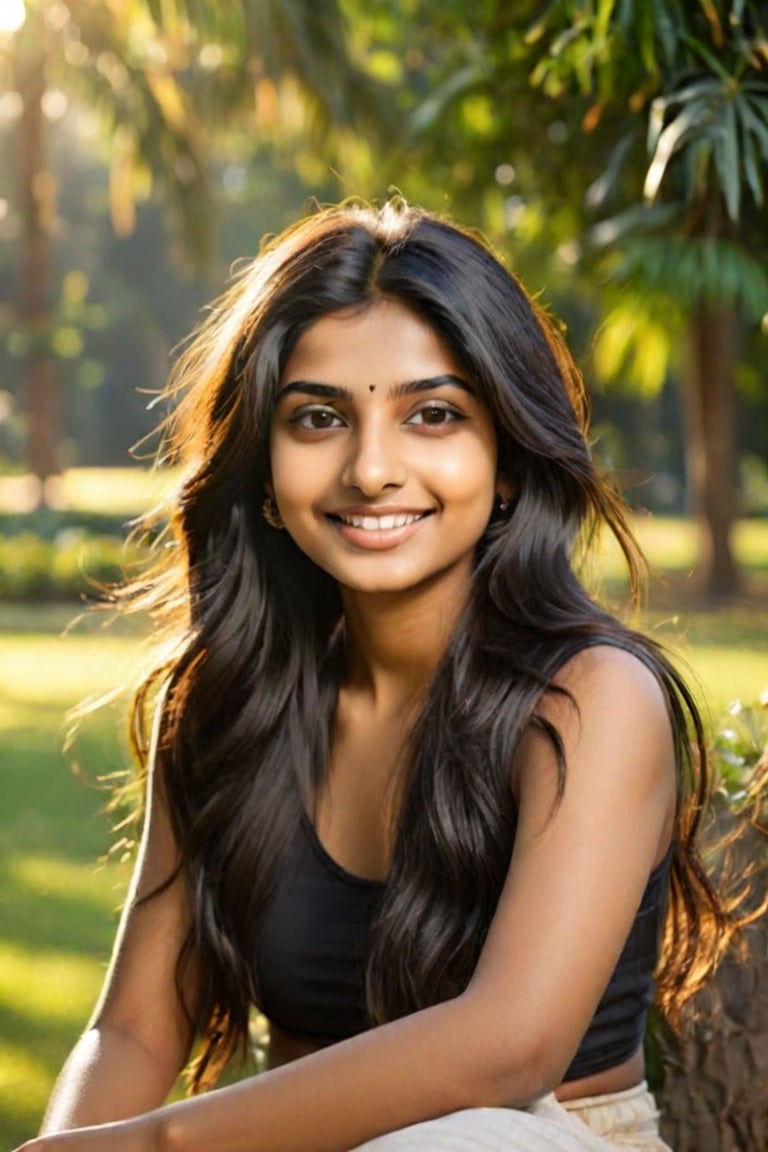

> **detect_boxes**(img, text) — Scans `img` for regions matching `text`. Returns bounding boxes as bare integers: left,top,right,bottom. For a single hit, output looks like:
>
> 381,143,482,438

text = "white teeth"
339,512,423,530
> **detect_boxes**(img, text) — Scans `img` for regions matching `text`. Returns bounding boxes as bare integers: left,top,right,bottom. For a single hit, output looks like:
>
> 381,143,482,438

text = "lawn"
0,621,138,1144
1,474,767,1145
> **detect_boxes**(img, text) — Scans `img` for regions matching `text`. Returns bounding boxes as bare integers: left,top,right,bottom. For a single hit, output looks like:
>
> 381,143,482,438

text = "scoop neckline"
300,809,387,889
300,813,672,890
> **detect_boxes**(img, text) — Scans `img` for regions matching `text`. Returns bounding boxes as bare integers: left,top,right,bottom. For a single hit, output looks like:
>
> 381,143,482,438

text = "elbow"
449,1001,570,1109
471,1045,564,1110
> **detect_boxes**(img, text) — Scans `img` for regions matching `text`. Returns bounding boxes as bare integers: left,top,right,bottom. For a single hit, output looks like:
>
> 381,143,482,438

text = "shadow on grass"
0,1000,88,1071
0,856,123,958
2,711,133,856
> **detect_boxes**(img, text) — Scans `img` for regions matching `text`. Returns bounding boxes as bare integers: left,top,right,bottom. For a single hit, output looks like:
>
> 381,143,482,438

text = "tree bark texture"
681,303,741,600
14,14,58,486
660,784,768,1150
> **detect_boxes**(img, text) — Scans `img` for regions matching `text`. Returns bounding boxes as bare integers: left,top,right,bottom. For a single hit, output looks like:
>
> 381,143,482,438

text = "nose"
341,417,407,496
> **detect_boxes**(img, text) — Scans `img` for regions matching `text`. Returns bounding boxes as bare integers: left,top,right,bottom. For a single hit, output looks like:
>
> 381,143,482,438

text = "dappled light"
0,0,26,35
1,3,767,1147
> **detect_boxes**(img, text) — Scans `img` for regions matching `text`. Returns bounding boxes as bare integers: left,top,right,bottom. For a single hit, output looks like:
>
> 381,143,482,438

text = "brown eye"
291,406,344,430
406,404,462,427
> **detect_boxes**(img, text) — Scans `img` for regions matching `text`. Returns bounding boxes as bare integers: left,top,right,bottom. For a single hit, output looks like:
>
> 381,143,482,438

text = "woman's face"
269,298,502,597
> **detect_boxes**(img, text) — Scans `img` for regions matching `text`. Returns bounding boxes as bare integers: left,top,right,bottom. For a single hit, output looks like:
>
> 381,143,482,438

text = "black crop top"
255,811,672,1081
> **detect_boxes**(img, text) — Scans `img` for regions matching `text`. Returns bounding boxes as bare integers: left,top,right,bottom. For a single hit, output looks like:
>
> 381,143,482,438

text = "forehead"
281,299,465,388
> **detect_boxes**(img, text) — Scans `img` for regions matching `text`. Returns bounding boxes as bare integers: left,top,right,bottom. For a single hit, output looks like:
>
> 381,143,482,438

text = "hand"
12,1114,160,1152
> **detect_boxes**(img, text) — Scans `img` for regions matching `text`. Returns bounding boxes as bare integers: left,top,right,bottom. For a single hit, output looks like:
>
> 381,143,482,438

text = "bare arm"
24,646,677,1152
40,704,197,1133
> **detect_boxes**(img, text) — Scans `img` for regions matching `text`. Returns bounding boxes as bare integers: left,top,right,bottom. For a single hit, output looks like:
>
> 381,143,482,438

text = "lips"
325,507,434,550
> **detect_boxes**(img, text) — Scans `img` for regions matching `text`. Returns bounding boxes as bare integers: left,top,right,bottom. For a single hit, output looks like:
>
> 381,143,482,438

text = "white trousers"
353,1082,672,1151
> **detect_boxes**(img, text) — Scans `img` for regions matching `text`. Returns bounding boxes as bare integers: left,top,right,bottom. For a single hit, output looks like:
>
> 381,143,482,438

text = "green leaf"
738,97,768,159
686,135,713,199
653,0,682,68
586,128,637,210
745,91,768,132
647,96,666,156
651,78,723,120
550,24,584,60
738,108,765,206
680,31,732,81
645,98,715,201
589,202,680,248
408,63,485,135
524,1,560,46
713,98,741,221
614,237,768,320
595,0,617,40
647,79,721,155
593,301,671,397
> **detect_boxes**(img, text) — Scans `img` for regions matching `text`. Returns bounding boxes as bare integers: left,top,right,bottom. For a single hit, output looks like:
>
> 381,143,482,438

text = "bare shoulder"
542,642,672,735
514,642,677,848
470,643,678,1092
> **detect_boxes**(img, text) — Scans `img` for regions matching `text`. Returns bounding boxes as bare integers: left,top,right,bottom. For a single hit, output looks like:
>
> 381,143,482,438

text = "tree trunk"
14,13,58,489
681,303,741,600
660,907,768,1149
660,779,768,1150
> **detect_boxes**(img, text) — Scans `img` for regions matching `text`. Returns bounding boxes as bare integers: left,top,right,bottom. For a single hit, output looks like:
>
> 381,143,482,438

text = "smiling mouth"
328,511,432,531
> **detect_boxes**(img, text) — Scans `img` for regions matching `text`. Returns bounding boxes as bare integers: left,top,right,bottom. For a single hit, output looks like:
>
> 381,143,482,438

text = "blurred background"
1,1,767,1144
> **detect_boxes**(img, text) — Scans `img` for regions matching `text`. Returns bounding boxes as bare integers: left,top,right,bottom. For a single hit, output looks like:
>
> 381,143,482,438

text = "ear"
495,474,514,505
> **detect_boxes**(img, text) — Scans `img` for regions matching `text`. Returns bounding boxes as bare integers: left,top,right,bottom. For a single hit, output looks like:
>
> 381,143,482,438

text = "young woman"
19,201,731,1152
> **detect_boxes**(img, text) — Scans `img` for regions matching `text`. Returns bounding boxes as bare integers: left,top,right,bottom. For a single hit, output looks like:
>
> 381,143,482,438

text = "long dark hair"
118,200,732,1089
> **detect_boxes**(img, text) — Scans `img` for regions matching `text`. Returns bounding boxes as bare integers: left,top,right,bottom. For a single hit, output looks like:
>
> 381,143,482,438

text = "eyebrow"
277,373,474,401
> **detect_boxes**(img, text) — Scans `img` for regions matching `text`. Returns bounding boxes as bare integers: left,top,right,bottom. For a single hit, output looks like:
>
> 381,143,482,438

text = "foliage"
526,0,768,364
713,692,768,795
5,0,383,271
0,529,145,599
361,0,768,367
0,510,131,539
10,0,213,268
530,1,768,214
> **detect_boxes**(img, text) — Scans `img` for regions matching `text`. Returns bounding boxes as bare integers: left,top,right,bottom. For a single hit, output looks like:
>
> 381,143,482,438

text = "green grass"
646,609,768,726
0,620,139,1145
1,471,767,1144
582,513,768,600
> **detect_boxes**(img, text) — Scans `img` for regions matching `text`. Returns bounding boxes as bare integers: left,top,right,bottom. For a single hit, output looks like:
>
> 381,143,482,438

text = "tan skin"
20,301,675,1152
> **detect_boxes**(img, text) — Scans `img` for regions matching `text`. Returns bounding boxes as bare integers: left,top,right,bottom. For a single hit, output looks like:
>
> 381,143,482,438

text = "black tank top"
255,810,672,1081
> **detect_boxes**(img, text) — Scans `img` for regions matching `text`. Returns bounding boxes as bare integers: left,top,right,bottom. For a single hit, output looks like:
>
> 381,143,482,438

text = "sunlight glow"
0,0,26,34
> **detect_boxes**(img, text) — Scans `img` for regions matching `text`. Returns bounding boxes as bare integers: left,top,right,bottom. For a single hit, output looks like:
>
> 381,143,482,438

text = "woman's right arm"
40,710,197,1134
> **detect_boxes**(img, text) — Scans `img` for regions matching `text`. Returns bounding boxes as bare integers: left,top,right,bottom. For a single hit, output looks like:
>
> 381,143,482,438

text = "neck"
339,567,471,712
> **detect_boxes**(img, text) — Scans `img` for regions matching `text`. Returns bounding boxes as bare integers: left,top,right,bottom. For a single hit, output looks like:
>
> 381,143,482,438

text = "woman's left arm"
17,646,677,1152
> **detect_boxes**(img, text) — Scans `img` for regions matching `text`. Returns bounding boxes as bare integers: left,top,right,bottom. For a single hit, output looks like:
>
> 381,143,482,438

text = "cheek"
434,437,497,500
269,438,310,507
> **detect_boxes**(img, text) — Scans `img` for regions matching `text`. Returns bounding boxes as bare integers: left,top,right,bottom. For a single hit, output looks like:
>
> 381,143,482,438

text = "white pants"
353,1082,672,1151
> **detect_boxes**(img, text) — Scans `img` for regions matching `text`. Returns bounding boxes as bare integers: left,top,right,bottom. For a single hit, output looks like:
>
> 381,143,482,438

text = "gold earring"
262,495,285,530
